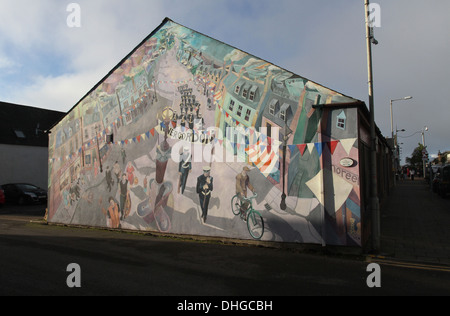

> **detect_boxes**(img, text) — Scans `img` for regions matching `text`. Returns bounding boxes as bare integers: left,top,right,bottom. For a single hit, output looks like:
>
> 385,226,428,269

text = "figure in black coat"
196,166,213,223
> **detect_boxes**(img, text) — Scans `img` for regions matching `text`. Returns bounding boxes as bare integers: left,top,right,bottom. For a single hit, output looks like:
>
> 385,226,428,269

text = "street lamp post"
422,126,429,178
365,0,380,253
390,96,412,186
390,96,412,141
394,128,405,180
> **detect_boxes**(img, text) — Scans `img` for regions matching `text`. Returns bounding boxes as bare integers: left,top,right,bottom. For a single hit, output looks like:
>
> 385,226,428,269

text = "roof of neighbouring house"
0,101,66,147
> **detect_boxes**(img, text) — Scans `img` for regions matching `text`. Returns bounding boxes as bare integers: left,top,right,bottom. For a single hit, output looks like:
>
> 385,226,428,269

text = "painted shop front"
48,18,391,249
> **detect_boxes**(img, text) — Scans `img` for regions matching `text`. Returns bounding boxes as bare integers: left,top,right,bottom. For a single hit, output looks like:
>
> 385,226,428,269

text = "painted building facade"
48,18,390,248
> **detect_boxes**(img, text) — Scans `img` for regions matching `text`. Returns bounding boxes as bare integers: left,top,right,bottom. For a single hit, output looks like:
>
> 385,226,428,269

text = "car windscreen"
16,184,39,191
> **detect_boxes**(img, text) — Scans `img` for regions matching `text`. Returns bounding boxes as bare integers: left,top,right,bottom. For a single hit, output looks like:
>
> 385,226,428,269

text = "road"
0,205,449,298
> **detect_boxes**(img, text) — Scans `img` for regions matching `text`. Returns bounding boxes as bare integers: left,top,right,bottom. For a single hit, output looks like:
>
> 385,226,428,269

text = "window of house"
14,129,26,139
242,86,249,98
235,84,240,94
237,105,243,117
280,110,286,122
245,109,251,122
269,99,279,116
229,99,235,112
337,110,346,130
249,86,258,101
269,102,275,115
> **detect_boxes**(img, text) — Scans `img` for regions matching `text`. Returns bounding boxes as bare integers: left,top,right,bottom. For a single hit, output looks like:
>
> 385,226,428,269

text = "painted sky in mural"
48,19,362,246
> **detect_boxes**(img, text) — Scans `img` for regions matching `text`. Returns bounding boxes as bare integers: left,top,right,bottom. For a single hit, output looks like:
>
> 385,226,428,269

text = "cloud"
1,0,449,159
15,72,101,112
0,55,19,70
1,0,167,111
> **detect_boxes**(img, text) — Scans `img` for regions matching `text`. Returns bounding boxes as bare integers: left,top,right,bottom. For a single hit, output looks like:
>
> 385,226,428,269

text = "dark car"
0,183,47,205
0,188,5,206
437,165,450,198
432,167,442,193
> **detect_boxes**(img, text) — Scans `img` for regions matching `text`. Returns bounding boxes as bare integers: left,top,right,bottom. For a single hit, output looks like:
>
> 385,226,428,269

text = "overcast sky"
0,0,449,163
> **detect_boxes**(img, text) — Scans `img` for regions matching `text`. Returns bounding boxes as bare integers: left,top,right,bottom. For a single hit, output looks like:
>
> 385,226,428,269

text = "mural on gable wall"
48,19,362,246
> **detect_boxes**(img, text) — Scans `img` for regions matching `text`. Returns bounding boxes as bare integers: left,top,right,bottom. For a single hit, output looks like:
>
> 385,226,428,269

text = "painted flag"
297,144,307,156
327,140,339,155
245,140,280,177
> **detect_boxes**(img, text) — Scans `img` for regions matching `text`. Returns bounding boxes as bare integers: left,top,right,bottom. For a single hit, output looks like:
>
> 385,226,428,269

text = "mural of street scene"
48,19,362,246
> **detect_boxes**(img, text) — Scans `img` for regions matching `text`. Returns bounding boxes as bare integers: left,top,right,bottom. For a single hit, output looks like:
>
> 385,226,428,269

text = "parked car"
0,188,5,206
437,165,450,198
432,167,442,193
0,183,47,205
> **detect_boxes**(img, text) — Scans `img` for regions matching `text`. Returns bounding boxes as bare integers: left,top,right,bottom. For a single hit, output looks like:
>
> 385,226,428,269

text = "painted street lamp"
280,118,292,211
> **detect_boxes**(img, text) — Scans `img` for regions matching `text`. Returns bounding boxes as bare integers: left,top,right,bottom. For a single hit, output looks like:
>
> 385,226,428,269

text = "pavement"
2,175,449,270
378,177,450,266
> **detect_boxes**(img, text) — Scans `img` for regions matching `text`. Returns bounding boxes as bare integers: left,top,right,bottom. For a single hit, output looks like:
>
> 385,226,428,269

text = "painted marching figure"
178,146,192,194
197,166,213,223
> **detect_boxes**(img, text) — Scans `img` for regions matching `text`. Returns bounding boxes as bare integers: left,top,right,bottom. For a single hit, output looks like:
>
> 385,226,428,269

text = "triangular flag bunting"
327,140,339,155
314,142,323,157
150,128,155,137
340,138,357,155
297,144,307,156
288,145,297,153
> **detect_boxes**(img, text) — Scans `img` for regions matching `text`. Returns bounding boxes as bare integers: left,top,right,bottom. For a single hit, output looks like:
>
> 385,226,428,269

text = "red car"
0,188,5,206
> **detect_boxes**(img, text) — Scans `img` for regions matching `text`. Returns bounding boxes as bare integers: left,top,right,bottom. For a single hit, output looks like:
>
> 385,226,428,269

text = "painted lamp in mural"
137,179,172,232
155,107,174,184
136,106,174,232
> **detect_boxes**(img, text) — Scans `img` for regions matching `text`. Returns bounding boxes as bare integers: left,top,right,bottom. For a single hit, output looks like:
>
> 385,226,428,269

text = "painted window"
245,109,251,122
229,99,235,112
269,99,279,116
242,87,248,98
249,86,258,101
237,105,243,117
337,110,346,130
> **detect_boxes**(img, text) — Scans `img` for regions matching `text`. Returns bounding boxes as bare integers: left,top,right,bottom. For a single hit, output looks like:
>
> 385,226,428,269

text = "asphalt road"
0,204,449,298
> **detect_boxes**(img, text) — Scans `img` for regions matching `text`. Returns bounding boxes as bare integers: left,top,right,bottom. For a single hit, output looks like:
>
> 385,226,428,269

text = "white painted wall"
0,144,49,189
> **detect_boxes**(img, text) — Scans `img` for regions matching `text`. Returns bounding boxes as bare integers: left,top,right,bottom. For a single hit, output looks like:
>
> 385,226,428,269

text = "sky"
0,0,449,164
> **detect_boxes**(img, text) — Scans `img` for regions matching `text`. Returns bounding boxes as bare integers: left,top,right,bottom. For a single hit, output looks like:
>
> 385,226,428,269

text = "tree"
405,143,425,170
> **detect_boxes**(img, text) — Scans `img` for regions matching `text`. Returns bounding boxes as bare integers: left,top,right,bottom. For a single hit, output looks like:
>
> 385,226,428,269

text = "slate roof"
0,101,66,147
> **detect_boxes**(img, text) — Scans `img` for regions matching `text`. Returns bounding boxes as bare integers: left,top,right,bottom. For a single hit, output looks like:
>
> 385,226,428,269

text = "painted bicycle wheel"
247,210,264,240
154,205,171,232
231,195,241,216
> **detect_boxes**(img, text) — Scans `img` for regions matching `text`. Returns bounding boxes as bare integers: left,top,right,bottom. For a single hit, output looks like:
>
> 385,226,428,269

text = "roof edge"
49,17,172,131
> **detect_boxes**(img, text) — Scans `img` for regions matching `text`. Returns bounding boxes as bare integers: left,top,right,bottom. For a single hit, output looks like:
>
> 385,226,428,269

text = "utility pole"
365,0,380,252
